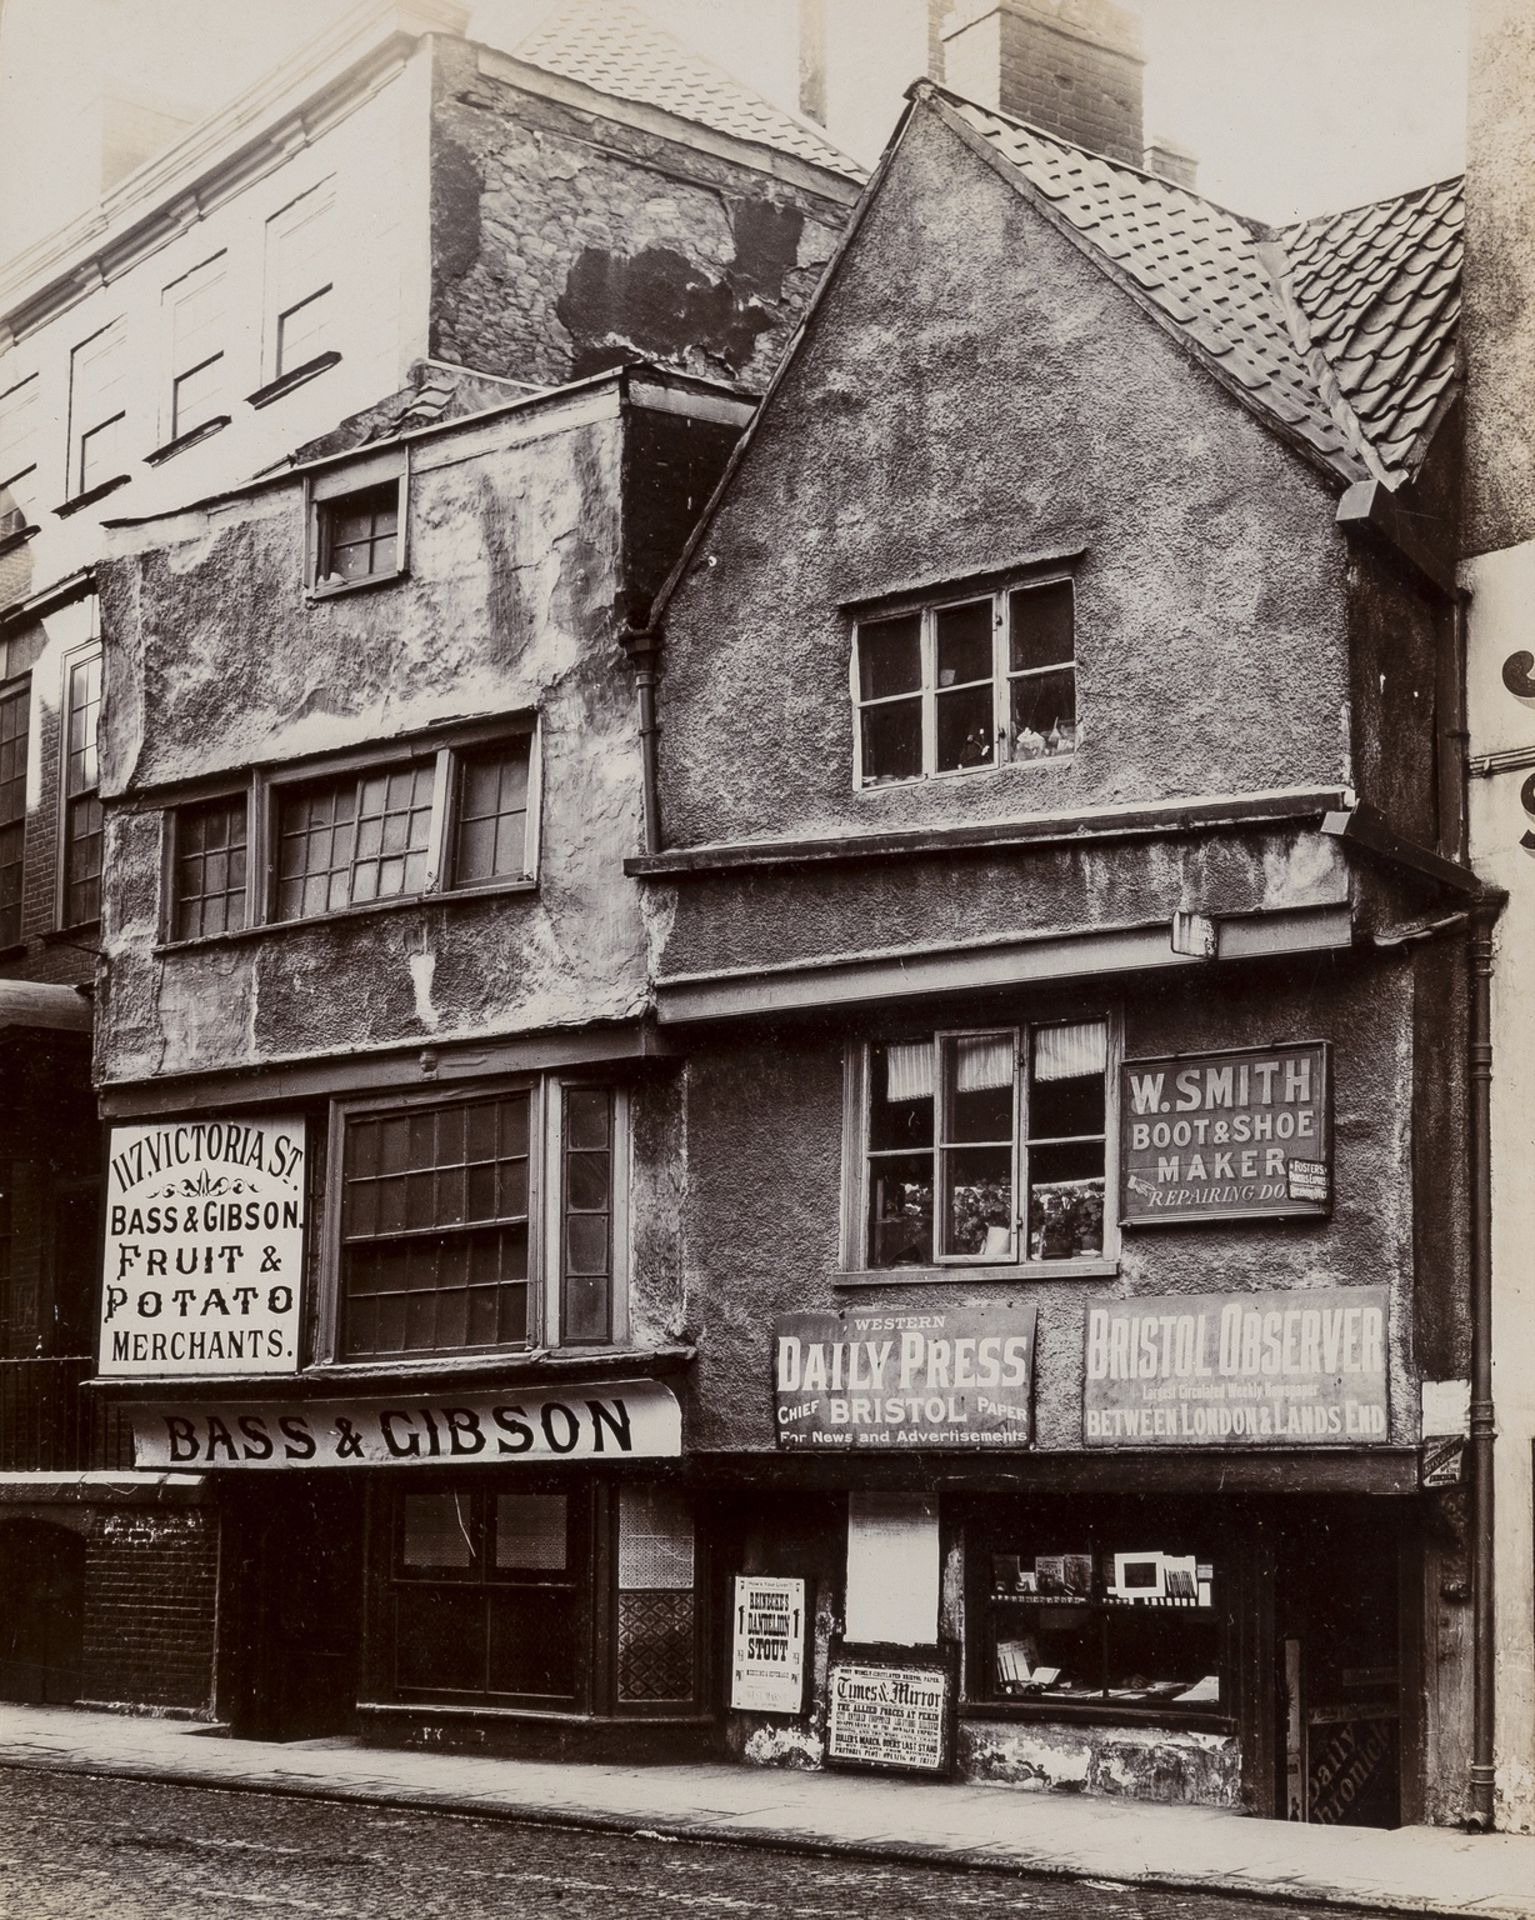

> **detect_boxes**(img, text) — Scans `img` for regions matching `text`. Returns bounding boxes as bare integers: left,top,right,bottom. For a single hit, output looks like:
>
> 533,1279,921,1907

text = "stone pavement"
0,1703,1531,1918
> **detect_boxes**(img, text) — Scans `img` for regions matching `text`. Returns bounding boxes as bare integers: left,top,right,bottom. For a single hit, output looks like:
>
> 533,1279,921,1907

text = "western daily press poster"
774,1304,1037,1449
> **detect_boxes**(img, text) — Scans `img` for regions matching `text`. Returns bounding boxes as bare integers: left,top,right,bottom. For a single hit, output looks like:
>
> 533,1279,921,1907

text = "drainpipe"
1468,887,1506,1829
621,625,662,856
1441,591,1470,863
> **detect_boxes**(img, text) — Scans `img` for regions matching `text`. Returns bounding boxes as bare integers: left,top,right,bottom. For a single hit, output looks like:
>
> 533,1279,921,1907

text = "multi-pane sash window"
0,683,28,947
174,793,247,939
340,1091,532,1359
168,732,534,937
0,375,39,538
865,1019,1108,1267
561,1086,615,1344
268,185,335,377
854,579,1076,786
70,322,129,495
314,481,399,589
165,256,227,440
62,652,102,926
276,760,435,920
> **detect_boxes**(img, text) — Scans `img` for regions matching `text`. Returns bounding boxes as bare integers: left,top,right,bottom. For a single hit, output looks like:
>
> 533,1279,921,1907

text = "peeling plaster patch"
743,1722,824,1770
1262,831,1345,909
408,950,441,1032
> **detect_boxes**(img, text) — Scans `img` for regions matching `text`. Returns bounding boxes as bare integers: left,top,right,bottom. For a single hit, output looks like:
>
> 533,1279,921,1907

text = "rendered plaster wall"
1463,0,1535,557
675,952,1426,1456
958,1716,1239,1803
653,103,1418,851
95,401,652,1084
428,40,849,393
653,827,1349,982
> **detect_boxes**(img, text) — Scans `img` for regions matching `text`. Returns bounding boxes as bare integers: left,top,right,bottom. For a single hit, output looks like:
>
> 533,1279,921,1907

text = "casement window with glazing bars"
326,1079,623,1364
162,723,536,940
857,1017,1114,1271
853,576,1076,787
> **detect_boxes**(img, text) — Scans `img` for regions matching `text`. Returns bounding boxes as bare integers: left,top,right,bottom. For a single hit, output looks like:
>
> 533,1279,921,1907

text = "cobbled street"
0,1768,1419,1920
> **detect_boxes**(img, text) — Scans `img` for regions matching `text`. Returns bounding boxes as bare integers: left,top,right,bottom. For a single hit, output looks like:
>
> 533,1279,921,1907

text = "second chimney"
942,0,1145,166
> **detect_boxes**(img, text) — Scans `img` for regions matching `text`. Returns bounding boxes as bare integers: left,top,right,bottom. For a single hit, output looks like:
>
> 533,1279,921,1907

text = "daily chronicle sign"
100,1116,306,1376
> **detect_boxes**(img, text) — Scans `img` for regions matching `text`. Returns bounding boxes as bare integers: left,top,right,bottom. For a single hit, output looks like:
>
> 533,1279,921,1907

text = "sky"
0,0,1470,266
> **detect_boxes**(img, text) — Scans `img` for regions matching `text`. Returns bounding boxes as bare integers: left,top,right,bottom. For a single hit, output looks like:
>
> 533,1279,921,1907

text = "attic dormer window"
306,450,408,597
852,577,1076,787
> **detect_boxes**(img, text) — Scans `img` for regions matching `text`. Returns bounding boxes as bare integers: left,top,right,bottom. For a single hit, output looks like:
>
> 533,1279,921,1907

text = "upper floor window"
0,375,39,538
853,578,1075,788
164,254,228,441
69,322,129,497
0,680,28,947
165,724,536,940
331,1078,624,1363
857,1017,1110,1271
267,184,335,379
62,649,102,926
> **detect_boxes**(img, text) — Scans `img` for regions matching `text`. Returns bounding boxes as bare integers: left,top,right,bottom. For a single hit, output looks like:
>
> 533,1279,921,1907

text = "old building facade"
0,0,858,1717
627,80,1477,1824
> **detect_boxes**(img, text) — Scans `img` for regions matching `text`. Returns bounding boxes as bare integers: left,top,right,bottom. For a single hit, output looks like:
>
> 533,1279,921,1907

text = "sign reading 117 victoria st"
100,1116,306,1376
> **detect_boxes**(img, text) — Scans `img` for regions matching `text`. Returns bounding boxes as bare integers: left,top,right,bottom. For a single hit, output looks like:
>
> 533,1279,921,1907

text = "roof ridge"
515,0,865,180
1279,173,1466,240
913,78,1270,235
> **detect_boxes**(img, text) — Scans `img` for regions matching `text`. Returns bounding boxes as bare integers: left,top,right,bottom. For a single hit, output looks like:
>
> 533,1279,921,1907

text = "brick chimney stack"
941,0,1144,167
1144,134,1198,191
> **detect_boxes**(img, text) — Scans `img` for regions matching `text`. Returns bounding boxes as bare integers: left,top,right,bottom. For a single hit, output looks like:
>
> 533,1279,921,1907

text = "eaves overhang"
0,981,93,1036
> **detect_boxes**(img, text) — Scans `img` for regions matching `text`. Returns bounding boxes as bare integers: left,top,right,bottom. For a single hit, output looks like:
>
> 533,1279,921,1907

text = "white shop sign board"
100,1116,306,1376
731,1576,808,1714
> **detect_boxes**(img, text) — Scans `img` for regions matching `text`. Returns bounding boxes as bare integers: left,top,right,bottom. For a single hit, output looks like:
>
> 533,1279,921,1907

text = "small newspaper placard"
730,1576,808,1715
826,1655,953,1776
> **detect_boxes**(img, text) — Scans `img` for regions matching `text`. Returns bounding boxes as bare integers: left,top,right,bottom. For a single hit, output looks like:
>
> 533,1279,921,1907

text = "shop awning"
0,981,92,1035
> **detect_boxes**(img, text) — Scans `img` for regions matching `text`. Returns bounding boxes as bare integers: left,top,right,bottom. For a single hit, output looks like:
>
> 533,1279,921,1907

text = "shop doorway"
226,1479,362,1741
1275,1505,1402,1828
0,1520,84,1703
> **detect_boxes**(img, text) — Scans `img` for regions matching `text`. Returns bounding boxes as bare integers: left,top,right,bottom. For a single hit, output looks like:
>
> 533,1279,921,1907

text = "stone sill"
153,880,539,952
54,474,131,517
307,564,408,603
836,1258,1117,1288
247,350,341,410
145,415,231,466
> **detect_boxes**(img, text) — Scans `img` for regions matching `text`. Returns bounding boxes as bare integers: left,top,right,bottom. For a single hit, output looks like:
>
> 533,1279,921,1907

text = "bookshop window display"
967,1505,1230,1725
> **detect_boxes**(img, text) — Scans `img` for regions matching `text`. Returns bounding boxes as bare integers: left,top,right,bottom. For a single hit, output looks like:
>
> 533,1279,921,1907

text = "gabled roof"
1280,180,1462,477
927,83,1461,489
515,0,865,182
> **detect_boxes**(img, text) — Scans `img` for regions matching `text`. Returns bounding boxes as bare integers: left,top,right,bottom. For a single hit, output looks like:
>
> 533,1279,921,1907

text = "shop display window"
377,1481,703,1719
972,1517,1226,1720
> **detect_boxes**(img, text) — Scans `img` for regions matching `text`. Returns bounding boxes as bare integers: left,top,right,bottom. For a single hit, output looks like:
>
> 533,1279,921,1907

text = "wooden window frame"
0,675,30,949
850,572,1076,790
317,1070,627,1367
840,1011,1122,1279
0,372,40,537
305,449,410,600
158,716,541,944
162,252,229,445
265,181,337,383
56,638,103,930
67,321,129,499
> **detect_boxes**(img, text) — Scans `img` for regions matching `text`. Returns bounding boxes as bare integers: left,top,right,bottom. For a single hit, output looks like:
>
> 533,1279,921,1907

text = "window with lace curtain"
857,1018,1114,1270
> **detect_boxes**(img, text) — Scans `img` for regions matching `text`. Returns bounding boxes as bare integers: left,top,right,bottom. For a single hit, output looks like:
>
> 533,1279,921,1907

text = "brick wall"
79,1505,220,1714
945,0,1145,167
428,39,851,394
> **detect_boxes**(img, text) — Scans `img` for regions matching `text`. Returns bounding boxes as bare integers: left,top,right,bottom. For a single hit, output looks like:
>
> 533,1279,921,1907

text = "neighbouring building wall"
427,38,853,392
1461,0,1535,1836
79,1501,220,1714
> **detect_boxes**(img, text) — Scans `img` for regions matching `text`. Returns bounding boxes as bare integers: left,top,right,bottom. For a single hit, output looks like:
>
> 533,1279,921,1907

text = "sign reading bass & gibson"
100,1116,306,1376
1121,1042,1330,1225
774,1305,1037,1449
131,1380,683,1469
1083,1287,1389,1447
